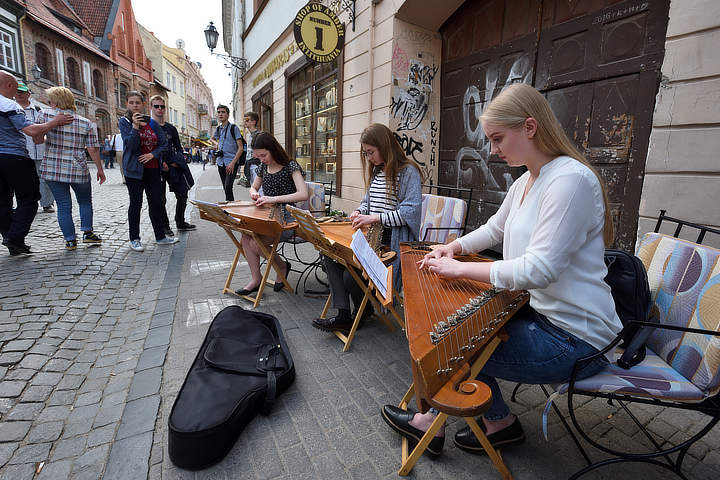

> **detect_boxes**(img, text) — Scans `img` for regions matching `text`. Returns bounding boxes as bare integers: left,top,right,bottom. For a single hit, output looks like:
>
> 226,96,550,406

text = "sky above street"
131,0,232,119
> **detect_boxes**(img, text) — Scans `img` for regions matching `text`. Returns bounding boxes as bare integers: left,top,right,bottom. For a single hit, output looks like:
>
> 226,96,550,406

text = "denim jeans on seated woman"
45,180,93,241
476,304,608,420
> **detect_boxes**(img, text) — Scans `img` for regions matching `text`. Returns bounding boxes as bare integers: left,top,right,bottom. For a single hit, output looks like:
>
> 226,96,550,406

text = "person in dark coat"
149,95,195,231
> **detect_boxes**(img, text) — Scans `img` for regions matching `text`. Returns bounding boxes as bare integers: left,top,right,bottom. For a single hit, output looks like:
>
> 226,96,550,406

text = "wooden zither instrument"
400,242,529,418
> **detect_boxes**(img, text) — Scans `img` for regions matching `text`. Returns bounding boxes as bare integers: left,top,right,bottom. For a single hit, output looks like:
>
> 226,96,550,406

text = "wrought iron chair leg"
510,383,523,403
615,399,674,468
539,384,591,465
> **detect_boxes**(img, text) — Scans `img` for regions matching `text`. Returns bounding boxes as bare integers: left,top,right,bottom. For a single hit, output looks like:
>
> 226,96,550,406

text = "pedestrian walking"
0,71,73,255
241,111,260,187
118,90,177,252
212,104,245,201
101,137,115,169
150,95,196,232
36,87,106,250
14,81,55,213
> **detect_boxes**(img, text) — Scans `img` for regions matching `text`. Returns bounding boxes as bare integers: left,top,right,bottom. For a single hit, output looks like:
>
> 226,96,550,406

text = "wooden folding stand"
191,200,295,308
396,333,512,479
287,206,405,351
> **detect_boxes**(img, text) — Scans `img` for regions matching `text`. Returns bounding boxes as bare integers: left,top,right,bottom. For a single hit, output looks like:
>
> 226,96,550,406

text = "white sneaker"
156,236,179,245
129,239,145,252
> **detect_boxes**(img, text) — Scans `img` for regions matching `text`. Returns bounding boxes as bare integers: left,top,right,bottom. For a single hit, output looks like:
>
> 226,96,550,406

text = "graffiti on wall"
389,28,441,183
453,54,533,204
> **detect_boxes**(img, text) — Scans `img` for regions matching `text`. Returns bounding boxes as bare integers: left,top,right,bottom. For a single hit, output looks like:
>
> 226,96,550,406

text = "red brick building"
66,0,157,119
12,0,117,139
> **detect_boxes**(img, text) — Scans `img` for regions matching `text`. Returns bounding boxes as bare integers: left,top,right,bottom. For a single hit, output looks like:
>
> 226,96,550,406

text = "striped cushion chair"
419,193,468,243
546,232,720,479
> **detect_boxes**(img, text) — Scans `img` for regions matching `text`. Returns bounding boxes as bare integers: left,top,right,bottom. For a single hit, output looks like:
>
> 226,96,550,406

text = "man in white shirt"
15,81,54,213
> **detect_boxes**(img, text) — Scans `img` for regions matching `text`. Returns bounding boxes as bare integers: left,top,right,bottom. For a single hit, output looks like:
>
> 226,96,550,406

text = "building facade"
7,0,117,140
224,0,719,251
0,0,25,79
184,58,214,144
66,0,155,129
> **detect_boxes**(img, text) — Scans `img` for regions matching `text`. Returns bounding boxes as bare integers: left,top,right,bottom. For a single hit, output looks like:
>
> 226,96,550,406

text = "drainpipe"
367,0,380,122
237,0,246,121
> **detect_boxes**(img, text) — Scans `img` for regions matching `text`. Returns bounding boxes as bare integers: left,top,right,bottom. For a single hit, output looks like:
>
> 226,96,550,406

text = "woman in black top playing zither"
236,132,308,296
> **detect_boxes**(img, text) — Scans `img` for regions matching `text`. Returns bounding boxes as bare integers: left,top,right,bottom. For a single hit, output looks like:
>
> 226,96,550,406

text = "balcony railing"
199,130,209,140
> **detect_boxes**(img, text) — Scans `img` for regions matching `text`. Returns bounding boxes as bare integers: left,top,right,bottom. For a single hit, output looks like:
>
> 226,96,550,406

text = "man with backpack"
211,104,246,202
101,136,115,169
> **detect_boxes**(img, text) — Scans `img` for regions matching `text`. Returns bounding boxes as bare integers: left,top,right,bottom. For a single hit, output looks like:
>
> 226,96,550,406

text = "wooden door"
439,0,670,250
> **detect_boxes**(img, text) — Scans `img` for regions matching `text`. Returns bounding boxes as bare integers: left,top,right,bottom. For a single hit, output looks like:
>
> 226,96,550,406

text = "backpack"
603,249,656,369
215,123,247,152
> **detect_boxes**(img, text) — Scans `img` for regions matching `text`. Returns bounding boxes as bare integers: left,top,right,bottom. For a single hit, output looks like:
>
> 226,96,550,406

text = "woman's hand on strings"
351,213,379,229
250,191,260,201
423,256,464,279
418,242,457,269
254,195,274,206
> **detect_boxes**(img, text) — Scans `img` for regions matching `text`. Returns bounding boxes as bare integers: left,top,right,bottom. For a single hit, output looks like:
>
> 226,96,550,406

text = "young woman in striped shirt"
312,123,423,335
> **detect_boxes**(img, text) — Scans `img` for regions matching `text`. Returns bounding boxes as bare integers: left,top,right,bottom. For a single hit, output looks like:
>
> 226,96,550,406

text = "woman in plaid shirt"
37,87,106,250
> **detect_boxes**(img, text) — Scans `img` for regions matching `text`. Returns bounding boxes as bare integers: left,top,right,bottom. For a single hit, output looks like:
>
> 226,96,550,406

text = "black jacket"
160,122,194,194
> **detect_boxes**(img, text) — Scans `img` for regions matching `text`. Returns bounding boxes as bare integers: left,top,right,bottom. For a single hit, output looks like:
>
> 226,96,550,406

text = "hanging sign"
293,3,345,63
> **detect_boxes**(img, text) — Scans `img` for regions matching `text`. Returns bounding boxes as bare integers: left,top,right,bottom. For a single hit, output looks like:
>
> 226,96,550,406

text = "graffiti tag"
393,131,424,163
408,61,438,89
390,87,428,131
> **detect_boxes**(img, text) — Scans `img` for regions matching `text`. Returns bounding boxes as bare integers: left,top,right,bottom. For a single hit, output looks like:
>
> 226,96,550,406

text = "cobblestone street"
0,165,718,479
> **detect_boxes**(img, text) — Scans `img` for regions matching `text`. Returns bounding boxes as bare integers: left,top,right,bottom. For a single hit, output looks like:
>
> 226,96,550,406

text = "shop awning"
192,138,213,147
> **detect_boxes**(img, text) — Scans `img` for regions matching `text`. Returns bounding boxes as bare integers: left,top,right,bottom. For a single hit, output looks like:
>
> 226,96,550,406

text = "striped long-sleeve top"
358,170,407,227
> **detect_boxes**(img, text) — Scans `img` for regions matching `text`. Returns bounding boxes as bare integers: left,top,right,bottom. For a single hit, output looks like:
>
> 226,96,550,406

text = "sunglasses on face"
152,105,166,109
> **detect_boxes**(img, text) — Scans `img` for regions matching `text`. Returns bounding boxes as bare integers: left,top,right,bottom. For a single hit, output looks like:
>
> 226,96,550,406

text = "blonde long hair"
481,83,614,246
359,123,423,196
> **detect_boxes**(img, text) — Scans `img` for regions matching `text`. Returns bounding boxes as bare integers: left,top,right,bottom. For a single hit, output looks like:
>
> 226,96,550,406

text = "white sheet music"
350,230,388,298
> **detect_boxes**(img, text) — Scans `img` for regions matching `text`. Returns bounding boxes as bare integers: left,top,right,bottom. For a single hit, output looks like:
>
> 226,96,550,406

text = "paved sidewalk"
0,164,205,479
154,171,719,479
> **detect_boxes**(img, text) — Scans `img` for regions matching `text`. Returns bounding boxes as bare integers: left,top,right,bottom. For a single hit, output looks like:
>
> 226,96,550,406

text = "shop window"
287,57,341,190
252,82,273,134
35,43,54,82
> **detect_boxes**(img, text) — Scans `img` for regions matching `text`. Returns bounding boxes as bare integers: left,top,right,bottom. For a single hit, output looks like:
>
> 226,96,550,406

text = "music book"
350,229,388,298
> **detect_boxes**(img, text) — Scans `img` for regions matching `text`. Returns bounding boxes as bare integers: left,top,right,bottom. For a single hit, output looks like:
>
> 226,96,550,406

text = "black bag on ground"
168,305,295,470
603,248,655,369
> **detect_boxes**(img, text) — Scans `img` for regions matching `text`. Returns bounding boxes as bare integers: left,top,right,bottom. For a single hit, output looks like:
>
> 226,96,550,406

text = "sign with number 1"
293,3,345,63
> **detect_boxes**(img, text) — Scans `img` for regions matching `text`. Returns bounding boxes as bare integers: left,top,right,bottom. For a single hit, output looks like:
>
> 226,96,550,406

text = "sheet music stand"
287,206,405,351
191,200,295,307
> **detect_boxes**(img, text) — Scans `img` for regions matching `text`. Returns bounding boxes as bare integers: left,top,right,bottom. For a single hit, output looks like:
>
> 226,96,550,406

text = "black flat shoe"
2,239,31,255
312,312,353,335
453,416,525,454
381,405,445,457
274,260,291,291
235,285,260,296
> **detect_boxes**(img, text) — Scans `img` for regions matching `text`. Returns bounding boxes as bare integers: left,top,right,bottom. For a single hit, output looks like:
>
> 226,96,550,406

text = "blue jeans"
476,305,608,420
33,159,54,207
46,180,93,241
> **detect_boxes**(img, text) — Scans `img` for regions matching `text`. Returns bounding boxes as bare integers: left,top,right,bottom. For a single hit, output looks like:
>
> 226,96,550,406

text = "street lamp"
203,21,249,74
31,64,42,82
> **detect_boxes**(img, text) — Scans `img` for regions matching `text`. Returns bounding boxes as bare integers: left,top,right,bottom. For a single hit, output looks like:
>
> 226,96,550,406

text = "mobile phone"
140,114,151,123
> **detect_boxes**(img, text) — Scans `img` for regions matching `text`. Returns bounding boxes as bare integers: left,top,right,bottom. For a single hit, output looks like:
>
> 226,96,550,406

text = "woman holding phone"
118,91,176,252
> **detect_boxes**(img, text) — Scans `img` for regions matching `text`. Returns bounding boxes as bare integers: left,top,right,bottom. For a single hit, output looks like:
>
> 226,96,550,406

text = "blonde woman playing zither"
381,83,622,457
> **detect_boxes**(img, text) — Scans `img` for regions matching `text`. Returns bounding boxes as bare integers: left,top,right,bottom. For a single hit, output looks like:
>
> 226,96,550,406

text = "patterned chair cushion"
419,194,467,243
295,182,326,218
635,232,720,396
557,347,705,401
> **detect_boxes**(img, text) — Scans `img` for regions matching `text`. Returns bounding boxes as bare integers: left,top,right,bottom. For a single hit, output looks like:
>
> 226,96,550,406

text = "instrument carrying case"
168,305,295,470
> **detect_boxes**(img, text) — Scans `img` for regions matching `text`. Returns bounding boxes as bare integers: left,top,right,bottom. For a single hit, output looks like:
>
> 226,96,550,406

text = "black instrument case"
168,305,295,470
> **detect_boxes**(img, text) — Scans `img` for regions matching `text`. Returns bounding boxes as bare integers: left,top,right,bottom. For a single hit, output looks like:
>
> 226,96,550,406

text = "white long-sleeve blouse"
457,156,622,354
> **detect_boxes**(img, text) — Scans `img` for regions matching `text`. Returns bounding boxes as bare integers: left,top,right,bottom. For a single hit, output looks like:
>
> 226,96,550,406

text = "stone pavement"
0,162,206,479
1,164,718,479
